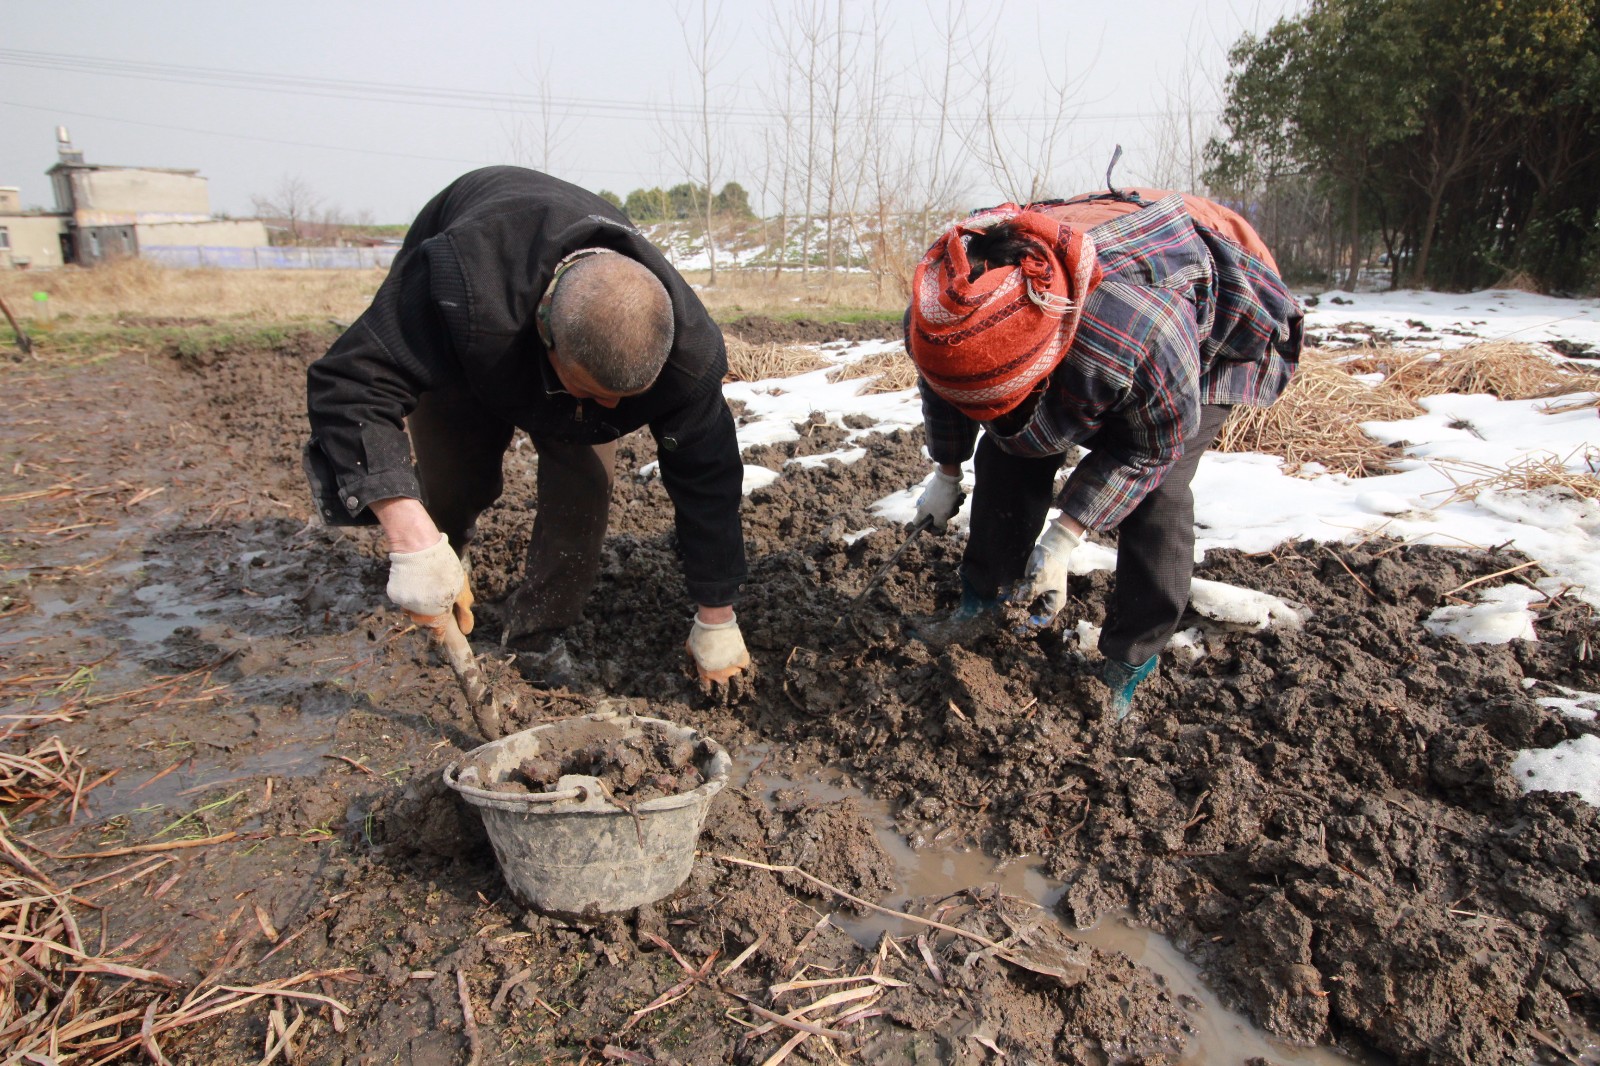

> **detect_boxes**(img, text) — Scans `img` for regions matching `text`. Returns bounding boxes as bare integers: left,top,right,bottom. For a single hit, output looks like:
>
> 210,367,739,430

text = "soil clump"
467,718,709,802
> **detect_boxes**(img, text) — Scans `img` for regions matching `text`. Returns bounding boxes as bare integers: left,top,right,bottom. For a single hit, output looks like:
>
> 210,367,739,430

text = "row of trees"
608,182,755,223
278,1,1596,294
1206,0,1600,292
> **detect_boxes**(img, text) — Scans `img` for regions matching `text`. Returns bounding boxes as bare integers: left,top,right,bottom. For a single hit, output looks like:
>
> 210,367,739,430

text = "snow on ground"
671,291,1600,801
1305,287,1600,350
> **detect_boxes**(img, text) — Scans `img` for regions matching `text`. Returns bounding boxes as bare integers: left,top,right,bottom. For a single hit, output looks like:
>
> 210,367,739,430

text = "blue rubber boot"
954,579,1002,621
1101,655,1158,719
912,578,1002,647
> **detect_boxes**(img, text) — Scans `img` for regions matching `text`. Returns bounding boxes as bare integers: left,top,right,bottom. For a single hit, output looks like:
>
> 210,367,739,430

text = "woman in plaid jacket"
905,189,1303,716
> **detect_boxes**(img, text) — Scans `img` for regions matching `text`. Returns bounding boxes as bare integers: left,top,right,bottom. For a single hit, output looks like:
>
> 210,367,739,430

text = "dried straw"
723,337,832,383
1342,341,1600,401
0,864,353,1066
0,734,88,807
1219,342,1600,479
1425,446,1600,506
829,349,918,393
1215,348,1422,476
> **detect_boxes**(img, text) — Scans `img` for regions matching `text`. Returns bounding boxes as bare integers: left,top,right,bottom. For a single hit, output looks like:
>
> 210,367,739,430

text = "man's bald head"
548,253,675,395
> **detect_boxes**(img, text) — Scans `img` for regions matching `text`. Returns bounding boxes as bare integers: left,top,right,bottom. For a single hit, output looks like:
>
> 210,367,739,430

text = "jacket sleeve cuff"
337,470,424,521
308,462,422,527
1057,464,1136,533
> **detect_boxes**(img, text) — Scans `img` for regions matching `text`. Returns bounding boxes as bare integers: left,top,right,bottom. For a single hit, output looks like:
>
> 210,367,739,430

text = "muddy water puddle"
736,751,1375,1066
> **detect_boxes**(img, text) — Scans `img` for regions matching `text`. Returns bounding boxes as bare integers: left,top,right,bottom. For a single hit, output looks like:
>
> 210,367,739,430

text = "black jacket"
304,166,746,606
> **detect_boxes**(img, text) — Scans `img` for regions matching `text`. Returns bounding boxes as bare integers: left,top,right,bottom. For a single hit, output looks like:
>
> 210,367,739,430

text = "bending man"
304,166,749,688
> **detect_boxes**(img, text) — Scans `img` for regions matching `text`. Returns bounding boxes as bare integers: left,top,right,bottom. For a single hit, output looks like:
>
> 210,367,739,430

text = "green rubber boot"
912,578,1002,648
1101,655,1158,719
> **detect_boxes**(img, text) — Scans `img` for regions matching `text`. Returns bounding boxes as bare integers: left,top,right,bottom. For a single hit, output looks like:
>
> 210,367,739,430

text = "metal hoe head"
835,515,933,628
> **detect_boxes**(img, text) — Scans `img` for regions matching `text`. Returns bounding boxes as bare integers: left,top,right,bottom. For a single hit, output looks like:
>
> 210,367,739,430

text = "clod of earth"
468,725,710,801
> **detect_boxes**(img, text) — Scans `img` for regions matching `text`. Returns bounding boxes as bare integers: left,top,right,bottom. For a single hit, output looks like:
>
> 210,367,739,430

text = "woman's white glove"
686,613,751,686
387,533,468,626
914,468,965,532
1014,522,1083,626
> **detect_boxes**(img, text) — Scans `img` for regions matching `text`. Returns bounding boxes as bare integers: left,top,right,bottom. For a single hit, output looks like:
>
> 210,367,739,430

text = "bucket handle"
515,787,586,803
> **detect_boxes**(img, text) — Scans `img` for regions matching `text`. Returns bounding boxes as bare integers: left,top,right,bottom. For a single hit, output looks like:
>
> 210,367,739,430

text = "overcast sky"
0,0,1302,224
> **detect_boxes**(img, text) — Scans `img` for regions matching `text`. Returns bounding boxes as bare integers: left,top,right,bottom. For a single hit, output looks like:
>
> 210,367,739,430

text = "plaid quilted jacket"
919,194,1303,531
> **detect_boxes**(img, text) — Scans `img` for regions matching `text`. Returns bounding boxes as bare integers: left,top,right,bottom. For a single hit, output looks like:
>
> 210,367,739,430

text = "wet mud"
1,322,1597,1064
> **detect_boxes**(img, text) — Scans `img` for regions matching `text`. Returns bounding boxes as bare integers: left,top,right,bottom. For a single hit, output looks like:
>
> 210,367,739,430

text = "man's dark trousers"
407,378,615,640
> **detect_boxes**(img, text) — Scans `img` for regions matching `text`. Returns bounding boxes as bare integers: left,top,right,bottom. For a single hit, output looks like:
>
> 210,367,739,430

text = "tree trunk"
1345,181,1362,289
1410,184,1443,287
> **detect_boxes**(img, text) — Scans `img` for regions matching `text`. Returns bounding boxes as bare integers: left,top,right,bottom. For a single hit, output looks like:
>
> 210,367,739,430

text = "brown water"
739,752,1377,1066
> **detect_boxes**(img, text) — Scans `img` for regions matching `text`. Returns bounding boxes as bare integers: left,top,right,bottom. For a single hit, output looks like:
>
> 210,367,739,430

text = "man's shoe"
1101,655,1158,719
506,631,594,691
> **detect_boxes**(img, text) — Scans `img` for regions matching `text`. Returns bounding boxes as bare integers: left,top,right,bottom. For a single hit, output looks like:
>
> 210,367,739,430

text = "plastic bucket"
443,707,730,916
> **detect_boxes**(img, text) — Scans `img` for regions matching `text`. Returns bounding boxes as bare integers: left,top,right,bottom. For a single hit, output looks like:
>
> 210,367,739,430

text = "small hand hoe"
419,611,515,740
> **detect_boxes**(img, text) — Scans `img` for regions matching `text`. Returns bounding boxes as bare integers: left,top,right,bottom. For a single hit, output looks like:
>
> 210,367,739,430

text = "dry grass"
0,260,910,329
1216,348,1424,476
679,267,909,319
1219,342,1600,478
723,336,833,383
829,348,918,393
1542,394,1600,414
0,259,386,324
1342,341,1600,401
1426,446,1600,505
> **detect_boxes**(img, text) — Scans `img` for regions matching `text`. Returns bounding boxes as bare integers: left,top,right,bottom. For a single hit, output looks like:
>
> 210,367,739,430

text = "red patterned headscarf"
908,205,1103,421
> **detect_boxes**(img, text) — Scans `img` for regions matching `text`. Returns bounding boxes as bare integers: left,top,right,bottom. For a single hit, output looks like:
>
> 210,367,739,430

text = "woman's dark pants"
960,404,1232,665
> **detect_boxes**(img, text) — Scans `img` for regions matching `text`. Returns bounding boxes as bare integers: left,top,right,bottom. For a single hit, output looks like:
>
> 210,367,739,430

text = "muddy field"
2,323,1598,1065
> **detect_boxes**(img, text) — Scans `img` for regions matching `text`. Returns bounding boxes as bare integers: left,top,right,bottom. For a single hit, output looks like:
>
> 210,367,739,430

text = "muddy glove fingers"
441,577,476,636
686,614,751,688
913,468,965,532
1015,522,1082,627
701,669,747,705
388,533,466,620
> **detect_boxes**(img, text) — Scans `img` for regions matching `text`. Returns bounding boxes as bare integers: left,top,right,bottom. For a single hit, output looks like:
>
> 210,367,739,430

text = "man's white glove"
387,533,469,628
1014,521,1083,626
914,468,965,532
686,613,751,685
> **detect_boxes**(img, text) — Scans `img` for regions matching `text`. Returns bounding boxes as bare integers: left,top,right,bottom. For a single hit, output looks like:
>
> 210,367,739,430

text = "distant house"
1,128,269,268
0,184,67,269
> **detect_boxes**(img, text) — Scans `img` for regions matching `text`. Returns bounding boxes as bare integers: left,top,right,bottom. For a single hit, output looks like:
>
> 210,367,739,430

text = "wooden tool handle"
421,611,512,740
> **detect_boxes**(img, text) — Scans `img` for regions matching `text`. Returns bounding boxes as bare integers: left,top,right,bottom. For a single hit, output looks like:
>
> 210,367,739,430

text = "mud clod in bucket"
444,707,730,917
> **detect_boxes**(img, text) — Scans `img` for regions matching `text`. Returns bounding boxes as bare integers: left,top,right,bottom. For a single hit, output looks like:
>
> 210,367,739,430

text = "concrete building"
2,129,268,268
0,185,68,269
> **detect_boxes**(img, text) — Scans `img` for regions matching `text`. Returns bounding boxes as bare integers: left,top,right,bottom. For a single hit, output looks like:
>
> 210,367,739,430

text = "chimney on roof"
56,126,84,165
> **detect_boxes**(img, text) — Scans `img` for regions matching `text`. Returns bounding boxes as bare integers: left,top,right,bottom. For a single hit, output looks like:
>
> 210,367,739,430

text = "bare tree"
819,0,863,279
673,0,732,284
504,50,573,173
794,0,828,279
963,16,1090,206
1138,11,1222,193
251,174,323,243
915,1,976,234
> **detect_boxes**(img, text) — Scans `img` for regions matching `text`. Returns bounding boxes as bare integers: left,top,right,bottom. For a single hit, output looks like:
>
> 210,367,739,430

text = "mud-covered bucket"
443,707,730,916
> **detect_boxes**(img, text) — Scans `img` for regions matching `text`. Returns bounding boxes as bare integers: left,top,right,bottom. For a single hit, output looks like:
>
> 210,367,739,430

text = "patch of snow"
1424,585,1543,644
